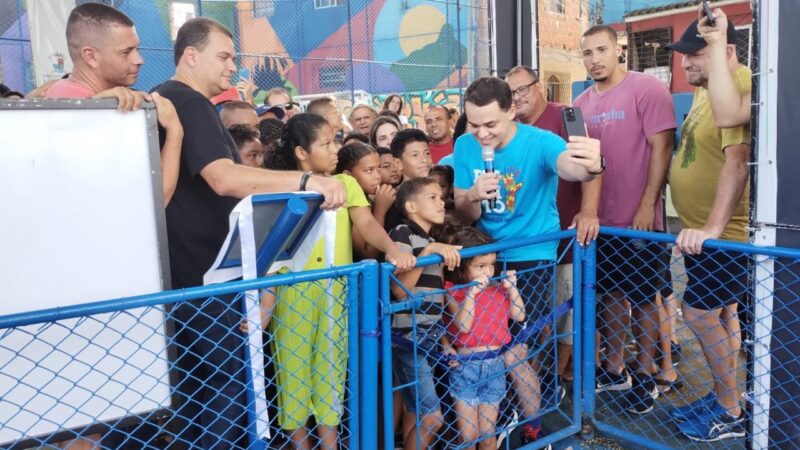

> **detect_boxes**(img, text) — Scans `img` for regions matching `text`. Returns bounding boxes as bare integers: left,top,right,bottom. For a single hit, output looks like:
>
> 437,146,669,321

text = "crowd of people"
10,1,753,449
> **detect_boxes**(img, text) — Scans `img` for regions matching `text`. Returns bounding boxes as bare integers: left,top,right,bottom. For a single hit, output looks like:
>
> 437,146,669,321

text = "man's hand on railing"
570,209,599,246
675,227,720,255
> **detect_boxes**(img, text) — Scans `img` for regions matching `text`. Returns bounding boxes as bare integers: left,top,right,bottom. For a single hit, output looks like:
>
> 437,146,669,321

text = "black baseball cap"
666,19,737,54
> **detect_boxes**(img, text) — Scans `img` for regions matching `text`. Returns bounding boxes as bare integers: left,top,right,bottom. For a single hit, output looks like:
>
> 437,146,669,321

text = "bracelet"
299,171,312,191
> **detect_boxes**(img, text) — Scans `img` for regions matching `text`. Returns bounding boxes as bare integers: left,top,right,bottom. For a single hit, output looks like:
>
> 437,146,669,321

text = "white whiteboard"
0,99,171,444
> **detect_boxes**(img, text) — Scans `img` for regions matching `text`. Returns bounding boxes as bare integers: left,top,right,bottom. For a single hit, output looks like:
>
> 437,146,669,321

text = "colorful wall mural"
1,1,488,103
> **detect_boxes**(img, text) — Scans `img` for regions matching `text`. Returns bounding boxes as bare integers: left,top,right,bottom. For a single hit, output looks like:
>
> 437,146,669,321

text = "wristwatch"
588,155,606,175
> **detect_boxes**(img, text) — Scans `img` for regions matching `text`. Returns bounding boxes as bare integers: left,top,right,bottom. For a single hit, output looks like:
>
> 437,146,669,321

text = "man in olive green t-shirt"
666,17,750,442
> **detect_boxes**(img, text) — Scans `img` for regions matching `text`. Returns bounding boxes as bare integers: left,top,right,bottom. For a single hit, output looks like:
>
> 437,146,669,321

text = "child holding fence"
250,113,415,449
389,177,462,450
444,227,526,450
334,141,397,260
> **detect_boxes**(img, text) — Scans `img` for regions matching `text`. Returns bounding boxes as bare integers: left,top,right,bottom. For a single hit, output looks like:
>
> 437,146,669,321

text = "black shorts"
660,264,674,298
596,235,669,305
503,260,554,343
683,251,750,311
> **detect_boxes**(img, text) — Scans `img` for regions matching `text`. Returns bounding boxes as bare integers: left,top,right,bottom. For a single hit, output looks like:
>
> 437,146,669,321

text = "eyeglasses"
511,80,538,98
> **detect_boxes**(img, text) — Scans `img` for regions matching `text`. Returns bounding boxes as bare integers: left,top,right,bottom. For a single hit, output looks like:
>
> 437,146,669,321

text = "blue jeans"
449,356,507,406
392,325,444,416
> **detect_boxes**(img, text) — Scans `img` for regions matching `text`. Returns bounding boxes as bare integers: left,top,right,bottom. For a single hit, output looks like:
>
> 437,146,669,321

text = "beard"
591,75,608,83
687,73,708,87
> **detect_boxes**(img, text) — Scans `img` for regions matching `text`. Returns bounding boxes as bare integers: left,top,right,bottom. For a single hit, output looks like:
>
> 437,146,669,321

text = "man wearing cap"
256,103,286,122
666,16,751,442
575,25,676,415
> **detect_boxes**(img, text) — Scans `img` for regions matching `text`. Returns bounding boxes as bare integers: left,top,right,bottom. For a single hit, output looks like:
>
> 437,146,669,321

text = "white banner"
27,0,75,86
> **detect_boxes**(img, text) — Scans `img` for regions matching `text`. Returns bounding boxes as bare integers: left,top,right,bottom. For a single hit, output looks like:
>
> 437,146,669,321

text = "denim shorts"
392,326,444,416
448,356,507,406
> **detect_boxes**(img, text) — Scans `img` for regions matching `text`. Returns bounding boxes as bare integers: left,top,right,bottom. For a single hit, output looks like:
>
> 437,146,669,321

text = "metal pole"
346,0,355,104
580,239,597,438
359,260,379,449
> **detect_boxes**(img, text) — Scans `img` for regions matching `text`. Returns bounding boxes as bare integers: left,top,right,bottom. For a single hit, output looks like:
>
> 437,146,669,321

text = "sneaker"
595,366,632,393
519,424,552,450
496,409,518,448
678,406,745,442
624,373,659,415
669,391,717,423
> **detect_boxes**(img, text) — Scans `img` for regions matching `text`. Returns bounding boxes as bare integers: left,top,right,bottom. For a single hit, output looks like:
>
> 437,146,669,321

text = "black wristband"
299,171,312,191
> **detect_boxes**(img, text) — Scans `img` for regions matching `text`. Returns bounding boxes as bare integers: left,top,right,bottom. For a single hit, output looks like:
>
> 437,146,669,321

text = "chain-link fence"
0,262,374,449
0,1,32,94
379,230,583,449
3,227,800,448
585,227,800,449
115,0,494,127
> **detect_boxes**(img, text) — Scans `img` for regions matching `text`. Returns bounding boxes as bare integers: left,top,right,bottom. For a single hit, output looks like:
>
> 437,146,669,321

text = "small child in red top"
444,227,526,450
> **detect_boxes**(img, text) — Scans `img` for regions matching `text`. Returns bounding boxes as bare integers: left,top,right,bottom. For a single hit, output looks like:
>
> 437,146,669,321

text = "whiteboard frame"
0,98,171,292
0,98,172,446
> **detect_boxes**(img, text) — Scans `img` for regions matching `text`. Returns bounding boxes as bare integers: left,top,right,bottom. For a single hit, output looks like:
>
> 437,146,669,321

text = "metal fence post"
571,239,584,428
581,239,597,439
360,260,379,450
379,262,395,450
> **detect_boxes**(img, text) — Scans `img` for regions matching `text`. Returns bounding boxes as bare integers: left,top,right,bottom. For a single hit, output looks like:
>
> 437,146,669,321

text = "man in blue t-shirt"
454,76,602,443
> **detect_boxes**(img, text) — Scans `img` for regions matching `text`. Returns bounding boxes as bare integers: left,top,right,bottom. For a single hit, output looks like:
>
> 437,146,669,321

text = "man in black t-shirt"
156,18,345,449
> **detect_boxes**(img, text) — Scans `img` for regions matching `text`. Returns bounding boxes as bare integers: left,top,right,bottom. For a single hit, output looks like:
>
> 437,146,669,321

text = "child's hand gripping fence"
378,230,583,450
586,227,800,449
0,262,374,450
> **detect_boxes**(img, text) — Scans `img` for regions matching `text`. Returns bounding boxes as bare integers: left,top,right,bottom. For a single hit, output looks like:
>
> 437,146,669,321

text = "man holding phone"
575,25,676,415
453,76,602,444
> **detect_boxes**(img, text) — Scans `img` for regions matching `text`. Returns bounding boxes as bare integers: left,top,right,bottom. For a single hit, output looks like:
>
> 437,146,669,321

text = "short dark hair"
221,100,255,113
505,65,540,83
448,226,496,284
390,129,429,159
582,25,618,43
464,77,512,111
258,118,284,146
429,164,454,185
228,124,260,151
307,97,335,116
395,177,438,219
376,146,393,157
174,17,232,66
343,132,370,146
66,3,134,61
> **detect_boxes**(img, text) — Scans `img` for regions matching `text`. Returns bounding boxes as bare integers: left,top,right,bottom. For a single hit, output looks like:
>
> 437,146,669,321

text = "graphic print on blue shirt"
454,124,566,262
470,166,525,218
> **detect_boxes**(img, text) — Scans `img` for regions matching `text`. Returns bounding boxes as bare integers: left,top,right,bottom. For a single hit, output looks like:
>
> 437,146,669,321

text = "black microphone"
482,145,496,208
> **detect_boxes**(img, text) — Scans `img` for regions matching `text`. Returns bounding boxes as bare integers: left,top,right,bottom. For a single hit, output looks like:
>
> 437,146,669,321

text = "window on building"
314,0,344,9
550,0,565,14
628,27,672,72
253,0,275,18
169,2,196,41
735,26,752,67
319,66,347,90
